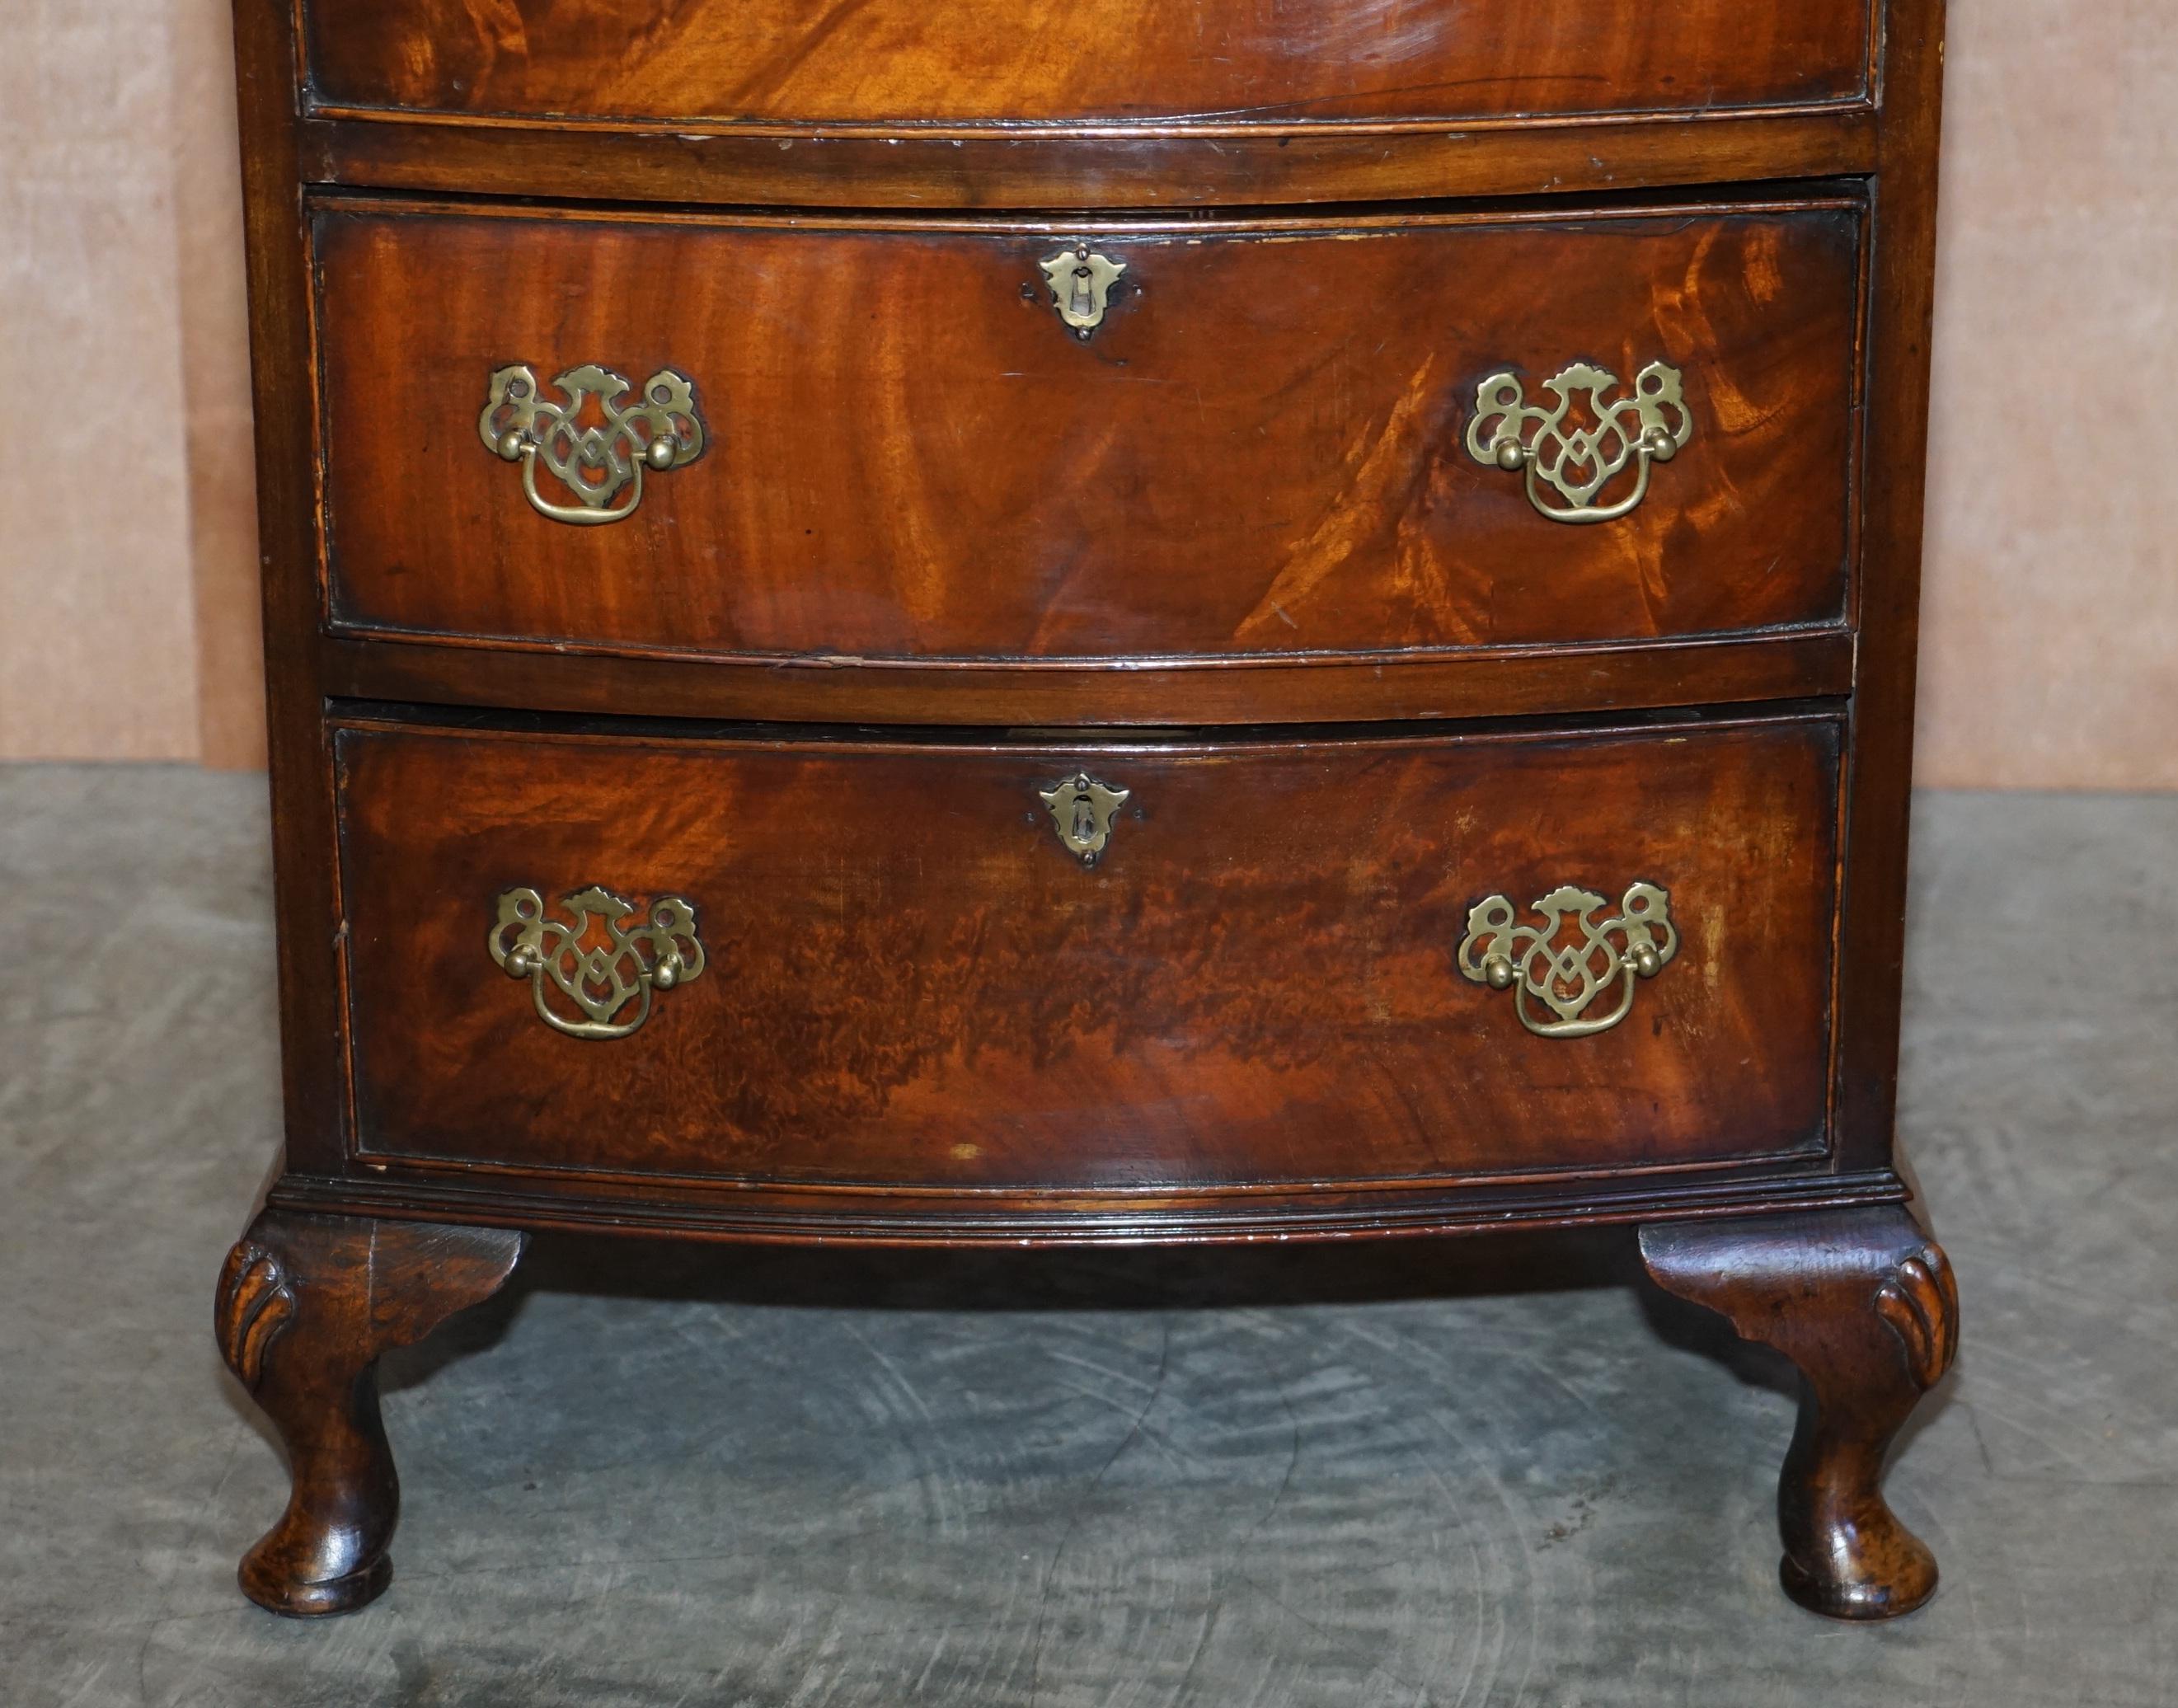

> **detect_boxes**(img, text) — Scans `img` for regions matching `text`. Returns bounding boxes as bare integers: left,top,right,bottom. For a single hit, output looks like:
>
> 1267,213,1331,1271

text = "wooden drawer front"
303,0,1871,131
319,202,1861,667
336,716,1840,1190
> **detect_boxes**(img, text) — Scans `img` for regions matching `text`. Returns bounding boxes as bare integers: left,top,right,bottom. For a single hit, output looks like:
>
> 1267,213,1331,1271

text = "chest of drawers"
214,0,1956,1626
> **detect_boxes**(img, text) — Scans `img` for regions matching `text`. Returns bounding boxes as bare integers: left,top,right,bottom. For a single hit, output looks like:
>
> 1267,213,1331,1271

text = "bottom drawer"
334,714,1840,1190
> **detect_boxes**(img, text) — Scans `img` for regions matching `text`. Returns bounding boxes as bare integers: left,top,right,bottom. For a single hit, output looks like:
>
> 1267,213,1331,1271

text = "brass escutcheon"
1466,360,1693,523
1456,881,1678,1037
488,885,705,1039
1039,772,1131,866
478,364,706,525
1040,246,1127,339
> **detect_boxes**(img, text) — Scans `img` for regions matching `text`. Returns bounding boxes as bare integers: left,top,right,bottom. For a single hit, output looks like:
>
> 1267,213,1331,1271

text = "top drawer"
301,0,1875,131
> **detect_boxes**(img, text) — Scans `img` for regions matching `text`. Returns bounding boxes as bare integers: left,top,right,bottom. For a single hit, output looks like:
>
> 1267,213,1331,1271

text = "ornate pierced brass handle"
478,364,705,525
1466,361,1692,523
488,885,705,1039
1456,881,1678,1038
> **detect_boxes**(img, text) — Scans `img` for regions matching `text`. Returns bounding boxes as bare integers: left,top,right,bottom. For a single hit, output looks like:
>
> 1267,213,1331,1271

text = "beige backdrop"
4,0,2171,786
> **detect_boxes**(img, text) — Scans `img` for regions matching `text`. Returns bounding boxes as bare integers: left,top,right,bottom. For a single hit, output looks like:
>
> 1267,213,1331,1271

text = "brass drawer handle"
488,884,706,1039
1457,881,1678,1038
1466,361,1692,524
478,364,706,526
1039,772,1131,866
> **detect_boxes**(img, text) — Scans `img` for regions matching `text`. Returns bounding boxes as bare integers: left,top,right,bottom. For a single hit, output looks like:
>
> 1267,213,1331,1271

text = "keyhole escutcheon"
1039,245,1127,339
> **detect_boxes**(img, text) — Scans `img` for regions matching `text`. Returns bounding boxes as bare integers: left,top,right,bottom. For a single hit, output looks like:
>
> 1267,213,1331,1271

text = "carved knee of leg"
1640,1209,1959,1621
214,1213,523,1616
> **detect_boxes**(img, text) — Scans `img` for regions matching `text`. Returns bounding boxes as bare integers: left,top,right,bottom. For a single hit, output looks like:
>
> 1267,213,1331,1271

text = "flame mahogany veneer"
317,202,1863,664
218,0,1956,1629
300,0,1875,131
335,716,1842,1183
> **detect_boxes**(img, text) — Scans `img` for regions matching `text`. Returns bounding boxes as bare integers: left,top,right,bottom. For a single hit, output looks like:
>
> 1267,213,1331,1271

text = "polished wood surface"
216,1211,525,1616
305,106,1881,213
1641,1208,1960,1619
335,713,1841,1189
1831,8,1947,1173
318,628,1856,732
319,200,1862,669
237,0,350,1180
303,0,1872,130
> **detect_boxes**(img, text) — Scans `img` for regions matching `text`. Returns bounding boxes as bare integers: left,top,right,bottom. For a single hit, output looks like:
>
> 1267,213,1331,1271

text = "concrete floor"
1,767,2172,1707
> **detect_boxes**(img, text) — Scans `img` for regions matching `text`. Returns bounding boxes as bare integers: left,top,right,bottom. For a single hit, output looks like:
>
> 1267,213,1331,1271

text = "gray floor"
2,767,2173,1707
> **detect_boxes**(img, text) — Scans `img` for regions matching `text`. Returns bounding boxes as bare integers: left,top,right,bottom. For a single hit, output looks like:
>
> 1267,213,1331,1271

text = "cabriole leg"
1639,1206,1960,1620
214,1209,524,1616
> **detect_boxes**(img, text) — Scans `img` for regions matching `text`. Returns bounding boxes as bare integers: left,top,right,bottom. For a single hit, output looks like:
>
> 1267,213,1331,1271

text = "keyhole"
1071,798,1095,843
1069,266,1095,320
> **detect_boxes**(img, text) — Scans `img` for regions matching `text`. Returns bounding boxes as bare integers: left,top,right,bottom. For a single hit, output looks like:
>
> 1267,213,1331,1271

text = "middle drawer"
317,198,1863,668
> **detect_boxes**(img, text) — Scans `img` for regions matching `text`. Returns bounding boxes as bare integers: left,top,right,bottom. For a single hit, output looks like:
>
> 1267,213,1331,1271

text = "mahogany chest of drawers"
215,0,1957,1626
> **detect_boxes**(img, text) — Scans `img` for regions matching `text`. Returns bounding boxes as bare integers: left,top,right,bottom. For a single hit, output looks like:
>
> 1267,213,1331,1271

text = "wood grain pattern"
317,201,1861,669
335,713,1841,1191
301,0,1872,130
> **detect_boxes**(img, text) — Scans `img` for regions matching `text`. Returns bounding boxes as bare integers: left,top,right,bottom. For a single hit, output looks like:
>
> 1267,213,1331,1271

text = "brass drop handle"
1456,881,1678,1038
478,363,706,525
489,884,706,1039
1466,360,1692,523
